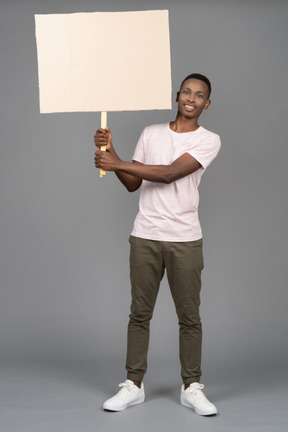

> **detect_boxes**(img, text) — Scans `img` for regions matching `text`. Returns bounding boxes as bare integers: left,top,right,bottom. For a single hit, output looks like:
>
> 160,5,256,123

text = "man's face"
176,79,211,119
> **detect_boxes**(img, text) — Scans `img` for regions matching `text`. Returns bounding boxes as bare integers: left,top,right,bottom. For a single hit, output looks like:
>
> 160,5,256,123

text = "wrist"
115,159,124,171
108,142,117,156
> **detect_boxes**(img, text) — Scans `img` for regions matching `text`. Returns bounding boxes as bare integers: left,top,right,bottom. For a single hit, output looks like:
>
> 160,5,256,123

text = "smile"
184,104,196,111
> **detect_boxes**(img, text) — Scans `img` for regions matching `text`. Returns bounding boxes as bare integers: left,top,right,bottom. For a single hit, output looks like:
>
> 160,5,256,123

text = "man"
94,73,221,416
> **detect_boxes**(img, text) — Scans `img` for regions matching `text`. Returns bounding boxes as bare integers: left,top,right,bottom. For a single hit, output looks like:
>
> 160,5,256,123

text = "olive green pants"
126,235,204,385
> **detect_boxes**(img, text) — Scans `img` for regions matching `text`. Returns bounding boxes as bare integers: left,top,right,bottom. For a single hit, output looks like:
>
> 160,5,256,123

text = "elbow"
126,185,138,192
164,176,174,184
162,170,175,184
125,179,142,192
162,177,172,185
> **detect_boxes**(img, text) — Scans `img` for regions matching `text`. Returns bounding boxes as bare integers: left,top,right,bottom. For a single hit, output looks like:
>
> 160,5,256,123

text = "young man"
94,73,221,416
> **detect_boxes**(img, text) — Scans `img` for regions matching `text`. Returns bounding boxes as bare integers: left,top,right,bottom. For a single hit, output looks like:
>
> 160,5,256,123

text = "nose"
187,92,196,102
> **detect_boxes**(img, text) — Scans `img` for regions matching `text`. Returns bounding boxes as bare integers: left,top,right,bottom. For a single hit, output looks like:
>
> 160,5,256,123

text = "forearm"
115,152,201,184
95,145,200,186
116,160,173,184
108,146,142,192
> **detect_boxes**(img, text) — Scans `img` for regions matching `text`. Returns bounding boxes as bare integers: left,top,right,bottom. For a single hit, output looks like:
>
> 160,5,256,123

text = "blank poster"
35,10,172,113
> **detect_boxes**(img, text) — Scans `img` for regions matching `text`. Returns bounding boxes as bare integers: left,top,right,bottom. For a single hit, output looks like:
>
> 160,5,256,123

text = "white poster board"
35,10,172,113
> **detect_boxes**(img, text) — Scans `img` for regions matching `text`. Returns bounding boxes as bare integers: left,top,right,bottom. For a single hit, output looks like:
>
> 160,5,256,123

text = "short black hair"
180,73,211,97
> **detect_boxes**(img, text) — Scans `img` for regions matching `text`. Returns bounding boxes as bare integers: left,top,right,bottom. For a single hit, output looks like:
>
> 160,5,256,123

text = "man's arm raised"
94,128,142,192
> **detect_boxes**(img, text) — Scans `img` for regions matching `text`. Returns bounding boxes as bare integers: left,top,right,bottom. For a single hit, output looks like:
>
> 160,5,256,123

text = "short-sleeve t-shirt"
131,123,221,242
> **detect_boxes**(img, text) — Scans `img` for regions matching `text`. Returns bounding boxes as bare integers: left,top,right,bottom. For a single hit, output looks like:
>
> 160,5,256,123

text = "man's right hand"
94,127,113,151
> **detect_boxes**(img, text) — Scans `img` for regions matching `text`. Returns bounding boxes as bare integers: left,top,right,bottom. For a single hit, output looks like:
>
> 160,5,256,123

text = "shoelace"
187,384,209,403
115,382,135,400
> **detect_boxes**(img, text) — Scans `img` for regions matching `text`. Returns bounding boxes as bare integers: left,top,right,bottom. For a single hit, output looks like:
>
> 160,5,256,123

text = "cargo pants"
126,235,204,385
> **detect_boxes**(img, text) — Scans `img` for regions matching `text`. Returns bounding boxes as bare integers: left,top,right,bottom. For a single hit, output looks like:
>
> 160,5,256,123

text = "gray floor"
1,359,287,432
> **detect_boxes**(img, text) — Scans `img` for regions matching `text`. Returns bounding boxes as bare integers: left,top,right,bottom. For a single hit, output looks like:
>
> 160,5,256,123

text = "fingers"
94,149,100,168
94,148,116,171
94,137,108,146
94,128,109,147
94,149,106,168
94,128,110,138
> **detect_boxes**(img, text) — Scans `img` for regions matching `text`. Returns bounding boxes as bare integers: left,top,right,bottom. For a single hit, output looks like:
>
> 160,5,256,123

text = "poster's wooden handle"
100,111,107,178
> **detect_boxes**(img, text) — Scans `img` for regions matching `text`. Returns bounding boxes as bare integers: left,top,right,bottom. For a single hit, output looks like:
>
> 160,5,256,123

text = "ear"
176,91,180,102
204,99,211,110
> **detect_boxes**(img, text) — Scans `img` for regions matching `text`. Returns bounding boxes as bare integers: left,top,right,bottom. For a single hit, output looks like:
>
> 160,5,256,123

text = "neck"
170,113,200,133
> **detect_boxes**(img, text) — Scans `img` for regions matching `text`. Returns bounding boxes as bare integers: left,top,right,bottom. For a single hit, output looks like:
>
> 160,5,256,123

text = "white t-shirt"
131,123,221,242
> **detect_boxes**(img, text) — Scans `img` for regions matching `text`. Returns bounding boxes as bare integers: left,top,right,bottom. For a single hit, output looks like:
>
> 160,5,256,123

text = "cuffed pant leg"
126,236,165,382
164,239,204,385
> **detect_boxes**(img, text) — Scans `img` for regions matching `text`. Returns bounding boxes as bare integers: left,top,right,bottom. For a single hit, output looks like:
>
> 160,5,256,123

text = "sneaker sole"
180,396,217,416
103,395,145,412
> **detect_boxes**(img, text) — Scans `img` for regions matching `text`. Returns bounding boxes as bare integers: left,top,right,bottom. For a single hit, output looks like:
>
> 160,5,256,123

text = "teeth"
185,104,195,110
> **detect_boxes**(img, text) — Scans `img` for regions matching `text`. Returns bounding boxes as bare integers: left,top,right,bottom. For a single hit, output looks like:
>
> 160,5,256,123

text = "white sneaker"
180,383,217,416
103,379,145,411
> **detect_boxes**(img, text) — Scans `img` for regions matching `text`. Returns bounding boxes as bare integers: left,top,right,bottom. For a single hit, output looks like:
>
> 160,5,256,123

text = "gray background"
0,0,287,431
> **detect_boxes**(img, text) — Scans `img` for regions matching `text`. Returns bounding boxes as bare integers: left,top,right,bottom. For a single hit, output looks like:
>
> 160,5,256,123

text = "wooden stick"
100,111,107,178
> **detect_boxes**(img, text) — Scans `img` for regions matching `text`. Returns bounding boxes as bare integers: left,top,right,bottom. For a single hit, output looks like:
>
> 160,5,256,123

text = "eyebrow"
183,87,204,93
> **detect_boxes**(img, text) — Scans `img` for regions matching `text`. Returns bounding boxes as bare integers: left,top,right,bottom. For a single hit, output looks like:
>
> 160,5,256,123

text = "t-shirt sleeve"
132,128,146,163
188,133,221,170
